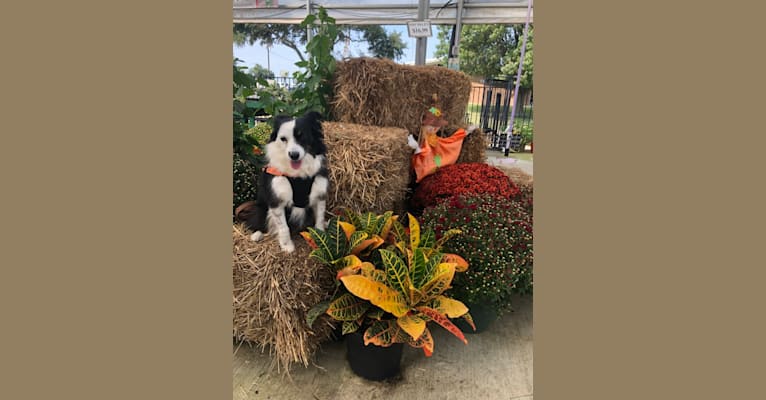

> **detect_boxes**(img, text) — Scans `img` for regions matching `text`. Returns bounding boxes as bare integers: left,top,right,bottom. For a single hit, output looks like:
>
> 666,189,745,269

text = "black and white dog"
245,111,329,252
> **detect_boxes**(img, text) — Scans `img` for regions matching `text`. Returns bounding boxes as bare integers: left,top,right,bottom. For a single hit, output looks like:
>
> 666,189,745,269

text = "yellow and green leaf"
326,293,369,321
396,314,426,341
430,295,469,318
350,235,385,256
363,319,401,347
378,213,397,241
359,262,387,283
342,320,360,335
379,249,411,297
435,228,462,250
419,262,457,302
408,213,421,249
412,250,443,289
343,208,363,230
340,275,410,317
395,326,434,357
460,312,477,332
366,308,385,320
419,228,435,249
389,218,408,243
348,231,369,253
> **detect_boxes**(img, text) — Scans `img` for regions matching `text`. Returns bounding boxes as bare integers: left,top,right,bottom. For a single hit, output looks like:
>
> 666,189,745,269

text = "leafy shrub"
411,163,520,211
233,151,261,215
422,194,533,313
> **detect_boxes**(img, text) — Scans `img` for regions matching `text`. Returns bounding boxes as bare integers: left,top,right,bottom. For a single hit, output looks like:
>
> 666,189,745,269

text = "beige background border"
2,1,765,399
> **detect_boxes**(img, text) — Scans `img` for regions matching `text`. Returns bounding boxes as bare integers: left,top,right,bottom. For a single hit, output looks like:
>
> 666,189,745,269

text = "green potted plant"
421,193,533,333
303,211,472,380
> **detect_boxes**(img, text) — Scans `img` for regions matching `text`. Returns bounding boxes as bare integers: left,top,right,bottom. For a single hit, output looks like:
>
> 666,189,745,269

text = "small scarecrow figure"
408,94,468,182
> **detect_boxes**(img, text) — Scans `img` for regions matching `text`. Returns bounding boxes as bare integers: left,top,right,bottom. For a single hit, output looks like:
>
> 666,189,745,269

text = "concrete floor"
486,150,534,176
233,294,533,400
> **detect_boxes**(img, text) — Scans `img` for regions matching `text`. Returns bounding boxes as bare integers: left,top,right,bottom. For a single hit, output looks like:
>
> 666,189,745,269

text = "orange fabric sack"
412,128,467,182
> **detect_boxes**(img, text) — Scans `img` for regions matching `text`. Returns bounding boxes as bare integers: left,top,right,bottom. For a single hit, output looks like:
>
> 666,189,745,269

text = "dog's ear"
304,110,324,123
270,115,292,141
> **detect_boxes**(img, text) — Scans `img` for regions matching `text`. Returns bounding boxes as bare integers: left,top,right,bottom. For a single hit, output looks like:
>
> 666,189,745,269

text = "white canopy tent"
233,1,533,25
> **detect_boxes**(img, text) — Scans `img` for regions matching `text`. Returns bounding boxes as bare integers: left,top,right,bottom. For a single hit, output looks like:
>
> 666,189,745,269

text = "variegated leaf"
395,325,434,357
350,235,385,256
389,218,407,243
348,231,369,252
342,320,360,335
340,275,410,317
326,293,370,321
300,231,318,249
460,312,477,332
407,213,421,250
419,228,435,249
396,314,426,341
363,319,401,347
344,208,363,230
417,306,468,345
435,228,463,250
430,295,469,318
378,212,397,241
379,249,411,297
306,299,331,327
366,308,385,320
413,250,443,289
419,262,457,301
338,221,356,240
443,253,469,272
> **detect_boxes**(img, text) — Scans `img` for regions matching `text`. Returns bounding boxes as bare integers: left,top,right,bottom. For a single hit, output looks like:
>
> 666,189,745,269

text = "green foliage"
249,64,274,80
233,59,266,212
500,27,534,88
436,24,533,87
233,22,406,61
249,7,338,120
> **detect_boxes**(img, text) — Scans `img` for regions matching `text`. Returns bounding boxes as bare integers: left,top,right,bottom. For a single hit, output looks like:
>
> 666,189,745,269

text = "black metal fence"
464,77,533,151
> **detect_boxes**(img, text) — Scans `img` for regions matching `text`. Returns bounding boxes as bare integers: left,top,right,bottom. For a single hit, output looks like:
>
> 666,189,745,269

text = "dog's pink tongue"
290,160,302,170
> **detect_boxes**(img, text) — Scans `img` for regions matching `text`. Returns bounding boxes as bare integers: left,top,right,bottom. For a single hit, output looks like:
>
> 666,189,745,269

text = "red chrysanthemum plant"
303,210,473,357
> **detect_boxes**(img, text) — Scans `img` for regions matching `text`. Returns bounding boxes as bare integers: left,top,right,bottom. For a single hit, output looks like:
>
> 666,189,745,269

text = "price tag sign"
407,21,433,38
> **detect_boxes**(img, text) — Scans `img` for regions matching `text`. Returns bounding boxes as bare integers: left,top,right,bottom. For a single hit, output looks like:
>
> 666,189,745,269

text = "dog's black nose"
288,151,300,161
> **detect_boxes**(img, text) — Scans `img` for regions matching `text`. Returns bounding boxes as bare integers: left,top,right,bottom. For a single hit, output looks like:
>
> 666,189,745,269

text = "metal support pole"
448,0,464,70
504,0,533,156
306,0,313,42
415,0,429,65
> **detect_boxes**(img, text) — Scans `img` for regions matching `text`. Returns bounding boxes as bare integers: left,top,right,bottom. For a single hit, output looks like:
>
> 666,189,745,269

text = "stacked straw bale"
232,224,336,374
456,127,488,164
323,122,411,215
330,58,473,137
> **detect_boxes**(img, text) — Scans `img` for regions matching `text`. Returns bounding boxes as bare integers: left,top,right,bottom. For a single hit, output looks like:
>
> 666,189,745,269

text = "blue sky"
233,25,440,76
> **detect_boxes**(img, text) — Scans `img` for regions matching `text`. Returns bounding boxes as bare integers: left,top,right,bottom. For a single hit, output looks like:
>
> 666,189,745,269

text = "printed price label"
407,21,433,38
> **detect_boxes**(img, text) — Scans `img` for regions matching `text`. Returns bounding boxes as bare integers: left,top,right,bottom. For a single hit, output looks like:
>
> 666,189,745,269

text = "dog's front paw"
280,241,295,253
250,231,264,242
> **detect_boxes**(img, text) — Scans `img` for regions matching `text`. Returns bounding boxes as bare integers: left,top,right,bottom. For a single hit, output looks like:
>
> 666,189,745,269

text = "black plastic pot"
345,331,403,381
454,301,498,334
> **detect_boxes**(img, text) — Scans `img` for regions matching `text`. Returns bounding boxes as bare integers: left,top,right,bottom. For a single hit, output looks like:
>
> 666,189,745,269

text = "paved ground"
486,150,533,176
233,294,533,400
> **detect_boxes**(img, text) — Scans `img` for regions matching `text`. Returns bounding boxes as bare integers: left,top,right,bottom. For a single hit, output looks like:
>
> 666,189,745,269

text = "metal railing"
465,77,533,151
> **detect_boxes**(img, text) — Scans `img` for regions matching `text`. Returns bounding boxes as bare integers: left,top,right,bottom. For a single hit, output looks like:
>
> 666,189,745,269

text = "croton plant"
303,210,473,356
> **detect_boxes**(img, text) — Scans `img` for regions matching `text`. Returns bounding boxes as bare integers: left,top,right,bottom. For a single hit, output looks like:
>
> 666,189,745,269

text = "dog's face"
265,111,326,176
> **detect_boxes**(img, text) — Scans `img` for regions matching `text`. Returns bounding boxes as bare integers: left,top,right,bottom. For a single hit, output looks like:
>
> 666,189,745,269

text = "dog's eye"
279,137,287,142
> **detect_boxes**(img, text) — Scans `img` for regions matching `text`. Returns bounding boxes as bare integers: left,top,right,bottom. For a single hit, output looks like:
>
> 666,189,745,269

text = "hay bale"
323,122,411,215
232,224,336,374
330,57,473,137
456,127,488,164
